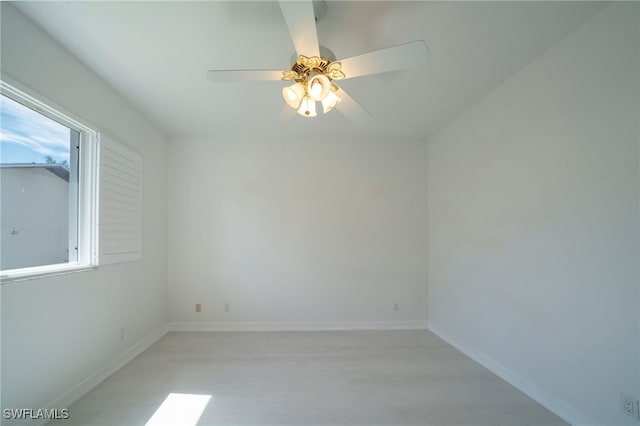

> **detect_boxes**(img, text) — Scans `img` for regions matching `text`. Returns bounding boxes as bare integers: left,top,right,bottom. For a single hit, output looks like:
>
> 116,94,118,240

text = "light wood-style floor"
49,330,568,426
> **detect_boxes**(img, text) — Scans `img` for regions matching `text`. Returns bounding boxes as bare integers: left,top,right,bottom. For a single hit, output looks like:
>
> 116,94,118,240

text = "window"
0,81,98,281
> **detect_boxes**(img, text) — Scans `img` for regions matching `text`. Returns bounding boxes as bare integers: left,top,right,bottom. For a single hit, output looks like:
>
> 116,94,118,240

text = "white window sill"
0,263,97,284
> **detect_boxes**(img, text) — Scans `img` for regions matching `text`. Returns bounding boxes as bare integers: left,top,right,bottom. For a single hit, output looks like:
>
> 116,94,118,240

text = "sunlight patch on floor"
145,393,211,426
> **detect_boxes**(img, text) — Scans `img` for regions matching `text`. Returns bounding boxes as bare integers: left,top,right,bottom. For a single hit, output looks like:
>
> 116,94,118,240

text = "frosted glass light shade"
321,90,342,113
297,96,317,117
306,74,331,101
282,83,305,108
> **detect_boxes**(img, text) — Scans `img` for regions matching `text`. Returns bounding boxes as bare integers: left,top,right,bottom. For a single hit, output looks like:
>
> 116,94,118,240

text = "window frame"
0,79,99,283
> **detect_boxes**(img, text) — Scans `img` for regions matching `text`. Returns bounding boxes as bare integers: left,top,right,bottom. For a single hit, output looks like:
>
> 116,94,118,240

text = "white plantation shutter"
99,136,142,264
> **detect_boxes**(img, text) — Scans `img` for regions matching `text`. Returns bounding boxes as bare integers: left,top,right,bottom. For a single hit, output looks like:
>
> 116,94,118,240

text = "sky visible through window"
0,94,70,166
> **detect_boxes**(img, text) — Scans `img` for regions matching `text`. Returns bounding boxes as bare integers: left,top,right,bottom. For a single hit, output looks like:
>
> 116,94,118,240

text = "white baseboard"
35,324,170,426
427,321,599,426
168,320,429,332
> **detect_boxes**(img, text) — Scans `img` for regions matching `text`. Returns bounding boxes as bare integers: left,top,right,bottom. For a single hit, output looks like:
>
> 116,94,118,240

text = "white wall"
1,168,69,270
427,3,639,425
0,2,168,420
168,135,428,327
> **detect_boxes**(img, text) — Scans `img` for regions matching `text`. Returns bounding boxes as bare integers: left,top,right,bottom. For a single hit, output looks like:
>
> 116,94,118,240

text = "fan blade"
206,70,283,82
334,87,372,126
279,1,320,58
338,40,428,80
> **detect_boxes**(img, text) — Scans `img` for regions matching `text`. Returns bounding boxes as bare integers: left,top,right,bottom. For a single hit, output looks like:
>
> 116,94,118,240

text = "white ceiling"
15,1,606,140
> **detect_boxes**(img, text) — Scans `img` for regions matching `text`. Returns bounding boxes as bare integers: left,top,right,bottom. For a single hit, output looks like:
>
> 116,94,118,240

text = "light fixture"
281,54,346,118
282,82,305,109
297,96,317,117
307,73,331,101
321,87,341,113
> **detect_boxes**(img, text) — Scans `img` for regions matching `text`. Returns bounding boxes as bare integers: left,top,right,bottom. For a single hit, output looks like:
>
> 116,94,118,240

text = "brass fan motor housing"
282,55,346,82
282,45,346,83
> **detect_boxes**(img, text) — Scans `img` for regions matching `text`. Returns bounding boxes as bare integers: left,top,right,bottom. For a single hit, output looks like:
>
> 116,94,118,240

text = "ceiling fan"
206,1,428,124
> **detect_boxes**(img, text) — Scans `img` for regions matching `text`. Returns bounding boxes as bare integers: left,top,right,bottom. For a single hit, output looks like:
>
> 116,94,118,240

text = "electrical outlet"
120,327,125,341
621,394,639,419
195,303,201,313
393,302,399,312
224,303,230,313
